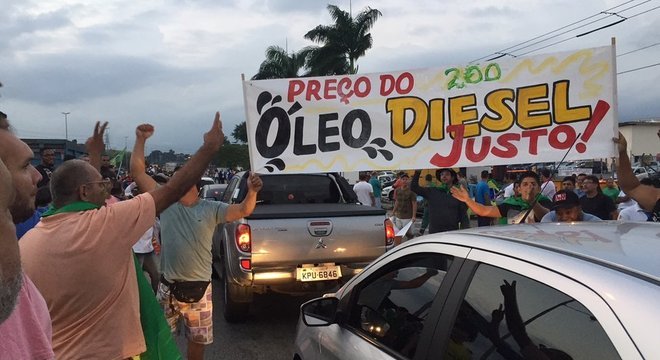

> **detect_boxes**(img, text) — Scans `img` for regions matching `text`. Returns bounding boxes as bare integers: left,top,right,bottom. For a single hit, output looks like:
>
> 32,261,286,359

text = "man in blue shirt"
368,171,382,209
475,170,492,226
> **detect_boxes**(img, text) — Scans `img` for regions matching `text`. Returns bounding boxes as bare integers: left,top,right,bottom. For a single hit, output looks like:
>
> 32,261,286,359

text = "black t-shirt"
35,164,53,188
580,193,616,220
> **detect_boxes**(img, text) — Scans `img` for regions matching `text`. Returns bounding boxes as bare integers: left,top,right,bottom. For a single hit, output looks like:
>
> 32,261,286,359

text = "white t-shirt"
541,180,556,199
617,190,635,210
618,203,650,221
353,181,374,206
503,183,515,198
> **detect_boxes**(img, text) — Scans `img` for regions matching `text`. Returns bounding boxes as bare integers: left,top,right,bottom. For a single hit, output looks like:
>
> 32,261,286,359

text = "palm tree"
251,45,309,80
304,4,382,76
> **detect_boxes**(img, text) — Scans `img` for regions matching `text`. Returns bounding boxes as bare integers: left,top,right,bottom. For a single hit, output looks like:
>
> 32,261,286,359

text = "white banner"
243,45,617,174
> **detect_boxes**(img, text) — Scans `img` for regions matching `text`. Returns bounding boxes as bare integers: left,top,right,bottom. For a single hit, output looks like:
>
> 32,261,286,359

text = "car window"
443,263,620,360
222,177,240,203
348,254,453,359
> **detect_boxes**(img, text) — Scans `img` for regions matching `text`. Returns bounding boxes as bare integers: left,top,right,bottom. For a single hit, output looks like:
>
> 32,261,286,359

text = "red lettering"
396,72,414,94
338,77,354,104
288,80,305,102
548,125,577,150
430,125,464,167
324,79,337,100
491,133,520,158
465,136,491,162
306,80,322,101
521,129,548,155
380,74,396,96
354,77,371,98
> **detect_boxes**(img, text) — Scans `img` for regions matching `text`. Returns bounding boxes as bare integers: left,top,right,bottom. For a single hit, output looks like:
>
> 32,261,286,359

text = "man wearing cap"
412,169,469,233
541,190,601,222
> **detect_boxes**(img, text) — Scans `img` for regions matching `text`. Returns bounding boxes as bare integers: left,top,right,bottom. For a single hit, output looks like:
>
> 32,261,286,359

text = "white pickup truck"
212,172,394,322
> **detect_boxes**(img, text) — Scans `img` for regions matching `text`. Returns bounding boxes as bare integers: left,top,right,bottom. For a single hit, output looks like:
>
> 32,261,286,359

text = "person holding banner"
451,171,551,224
411,169,469,234
389,173,417,242
613,132,660,219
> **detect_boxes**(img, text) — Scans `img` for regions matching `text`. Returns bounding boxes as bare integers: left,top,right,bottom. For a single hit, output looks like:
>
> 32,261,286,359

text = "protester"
502,173,517,199
613,132,659,217
133,220,161,293
579,175,617,220
130,122,262,360
618,178,659,221
353,173,375,206
15,186,51,239
561,176,576,192
35,148,55,188
452,171,551,224
411,169,469,234
457,171,469,194
541,190,601,222
575,173,587,198
475,170,492,226
20,113,224,359
539,168,556,198
100,153,117,179
602,178,620,202
0,113,54,359
368,171,382,208
389,173,416,243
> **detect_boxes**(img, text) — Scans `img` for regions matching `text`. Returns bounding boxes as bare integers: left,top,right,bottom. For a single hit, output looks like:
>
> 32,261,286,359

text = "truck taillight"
384,218,395,246
236,224,251,252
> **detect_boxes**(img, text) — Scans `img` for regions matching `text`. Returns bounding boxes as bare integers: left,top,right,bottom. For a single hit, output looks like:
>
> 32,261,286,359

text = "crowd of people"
1,100,658,359
0,111,263,359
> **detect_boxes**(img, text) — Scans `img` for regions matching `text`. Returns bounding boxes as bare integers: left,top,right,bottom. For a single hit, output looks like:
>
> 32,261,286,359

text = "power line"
472,0,657,62
618,42,660,56
618,61,660,74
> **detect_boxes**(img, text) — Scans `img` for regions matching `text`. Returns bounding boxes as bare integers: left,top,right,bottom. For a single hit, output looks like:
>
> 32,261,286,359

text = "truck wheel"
221,262,251,323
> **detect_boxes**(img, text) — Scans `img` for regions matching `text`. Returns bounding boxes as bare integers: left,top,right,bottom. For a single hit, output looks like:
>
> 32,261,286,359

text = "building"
619,119,660,161
21,138,88,166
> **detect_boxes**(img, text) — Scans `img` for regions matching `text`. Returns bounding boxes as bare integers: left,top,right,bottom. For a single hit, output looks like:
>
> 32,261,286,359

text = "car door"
312,243,471,360
427,249,640,359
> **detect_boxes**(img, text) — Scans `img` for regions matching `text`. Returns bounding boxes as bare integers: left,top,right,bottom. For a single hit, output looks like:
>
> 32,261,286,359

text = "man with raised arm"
20,113,224,359
451,171,551,224
131,120,262,360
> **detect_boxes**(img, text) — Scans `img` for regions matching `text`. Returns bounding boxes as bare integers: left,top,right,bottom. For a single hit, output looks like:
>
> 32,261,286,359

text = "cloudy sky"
1,0,658,153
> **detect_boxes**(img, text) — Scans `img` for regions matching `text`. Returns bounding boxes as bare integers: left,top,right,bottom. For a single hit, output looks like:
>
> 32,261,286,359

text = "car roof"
439,222,660,283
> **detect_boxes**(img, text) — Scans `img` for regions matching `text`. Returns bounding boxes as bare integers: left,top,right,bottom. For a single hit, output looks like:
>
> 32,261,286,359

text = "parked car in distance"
199,183,228,201
294,222,660,360
200,176,216,187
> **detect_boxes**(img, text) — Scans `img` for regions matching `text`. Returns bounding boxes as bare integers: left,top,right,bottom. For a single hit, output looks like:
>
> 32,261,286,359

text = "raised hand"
450,185,470,202
135,124,155,140
247,171,263,193
203,112,224,150
612,132,627,154
85,121,109,155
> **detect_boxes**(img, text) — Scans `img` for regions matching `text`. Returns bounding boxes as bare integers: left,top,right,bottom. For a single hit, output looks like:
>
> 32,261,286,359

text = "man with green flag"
19,113,224,359
451,171,551,224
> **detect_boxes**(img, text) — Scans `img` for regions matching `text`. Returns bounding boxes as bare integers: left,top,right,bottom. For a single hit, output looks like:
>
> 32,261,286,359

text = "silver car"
294,222,660,359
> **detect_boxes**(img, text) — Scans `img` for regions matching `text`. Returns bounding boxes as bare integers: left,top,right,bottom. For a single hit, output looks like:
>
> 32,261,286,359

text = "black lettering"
318,113,340,152
293,116,316,155
255,106,291,158
341,109,371,148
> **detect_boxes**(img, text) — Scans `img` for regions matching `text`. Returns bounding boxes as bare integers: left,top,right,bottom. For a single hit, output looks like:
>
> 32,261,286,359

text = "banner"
243,45,617,174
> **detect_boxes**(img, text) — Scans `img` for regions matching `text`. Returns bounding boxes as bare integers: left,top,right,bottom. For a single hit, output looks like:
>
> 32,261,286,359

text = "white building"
619,119,660,161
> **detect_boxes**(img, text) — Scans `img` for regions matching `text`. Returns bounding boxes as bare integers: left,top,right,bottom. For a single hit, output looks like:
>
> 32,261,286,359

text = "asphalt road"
173,279,322,359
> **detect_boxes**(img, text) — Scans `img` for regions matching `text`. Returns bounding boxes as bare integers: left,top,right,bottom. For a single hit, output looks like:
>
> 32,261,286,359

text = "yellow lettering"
553,80,591,123
449,94,479,138
517,84,551,129
387,97,428,148
429,99,445,141
481,89,515,132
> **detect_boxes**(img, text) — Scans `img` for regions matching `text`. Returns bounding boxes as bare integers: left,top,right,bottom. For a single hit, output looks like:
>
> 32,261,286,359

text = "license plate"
296,265,342,282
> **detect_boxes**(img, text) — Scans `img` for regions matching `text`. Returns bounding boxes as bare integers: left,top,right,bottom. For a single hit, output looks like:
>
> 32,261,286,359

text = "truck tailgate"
248,204,387,267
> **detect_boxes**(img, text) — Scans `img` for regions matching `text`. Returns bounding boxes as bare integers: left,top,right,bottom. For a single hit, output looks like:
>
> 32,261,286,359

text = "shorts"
157,280,213,344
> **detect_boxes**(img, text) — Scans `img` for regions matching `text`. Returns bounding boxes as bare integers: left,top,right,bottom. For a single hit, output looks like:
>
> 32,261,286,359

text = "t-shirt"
617,190,635,210
160,199,229,282
393,187,416,219
353,181,374,206
540,211,602,222
580,193,616,220
541,180,556,199
368,177,382,197
503,183,515,198
35,164,53,188
602,186,620,202
0,273,54,360
617,203,651,221
19,193,156,359
475,180,490,205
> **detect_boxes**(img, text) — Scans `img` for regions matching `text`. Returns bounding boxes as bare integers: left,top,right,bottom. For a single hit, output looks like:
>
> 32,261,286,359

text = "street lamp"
61,112,70,141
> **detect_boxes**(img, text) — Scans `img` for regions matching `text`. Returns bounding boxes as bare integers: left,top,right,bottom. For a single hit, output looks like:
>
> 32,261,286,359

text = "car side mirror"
301,297,339,327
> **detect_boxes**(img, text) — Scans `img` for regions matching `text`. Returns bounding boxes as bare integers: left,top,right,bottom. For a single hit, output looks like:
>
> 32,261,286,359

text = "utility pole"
104,127,110,152
61,112,70,141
